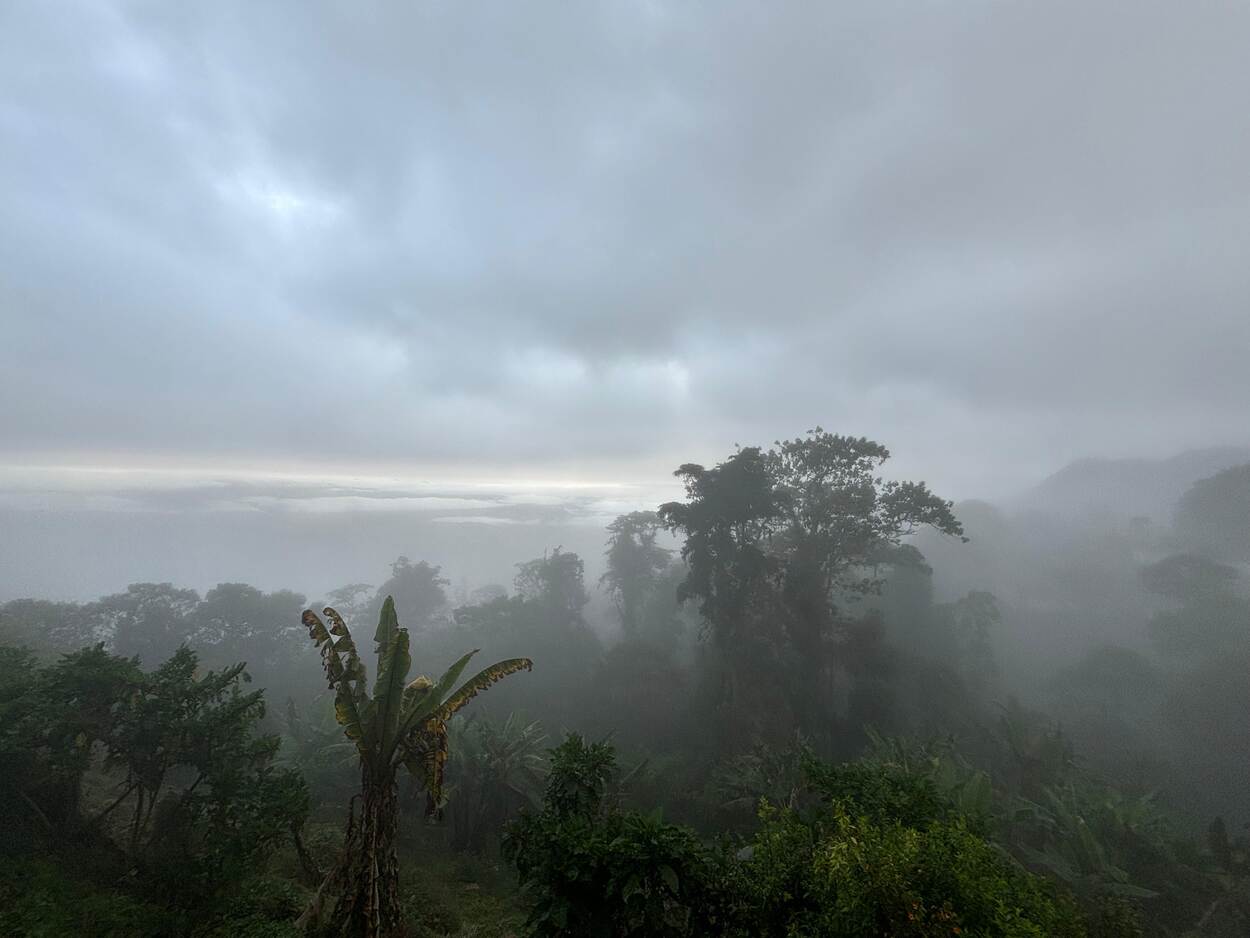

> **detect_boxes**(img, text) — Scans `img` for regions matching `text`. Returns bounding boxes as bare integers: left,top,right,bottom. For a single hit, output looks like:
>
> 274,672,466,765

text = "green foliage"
712,734,809,822
542,733,617,819
0,857,169,938
861,730,995,831
504,734,735,937
802,752,964,831
191,582,312,693
861,725,1170,931
741,801,1087,937
508,737,1093,937
96,646,310,903
0,641,310,924
0,643,143,835
732,748,1092,936
0,857,308,938
2,638,305,897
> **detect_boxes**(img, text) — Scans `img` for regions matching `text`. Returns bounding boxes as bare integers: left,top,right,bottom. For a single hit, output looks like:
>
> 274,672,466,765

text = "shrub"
503,734,735,937
739,798,1087,937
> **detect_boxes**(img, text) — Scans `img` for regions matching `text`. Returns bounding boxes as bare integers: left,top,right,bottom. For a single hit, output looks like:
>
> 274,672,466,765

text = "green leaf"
659,865,679,894
372,627,411,758
373,595,399,653
305,607,369,763
437,657,534,720
396,650,480,741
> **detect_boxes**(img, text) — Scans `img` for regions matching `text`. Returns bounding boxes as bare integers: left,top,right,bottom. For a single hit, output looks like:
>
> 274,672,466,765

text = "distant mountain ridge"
1010,446,1250,523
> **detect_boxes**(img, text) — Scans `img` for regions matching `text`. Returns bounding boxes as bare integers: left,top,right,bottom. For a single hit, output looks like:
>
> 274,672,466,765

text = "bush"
503,734,735,937
741,801,1085,936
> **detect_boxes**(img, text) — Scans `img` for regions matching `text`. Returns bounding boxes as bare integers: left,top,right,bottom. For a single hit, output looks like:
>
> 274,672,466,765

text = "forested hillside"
6,431,1250,935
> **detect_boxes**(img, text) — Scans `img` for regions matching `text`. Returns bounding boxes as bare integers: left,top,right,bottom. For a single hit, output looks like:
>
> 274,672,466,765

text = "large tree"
659,430,963,742
514,547,587,627
601,511,673,640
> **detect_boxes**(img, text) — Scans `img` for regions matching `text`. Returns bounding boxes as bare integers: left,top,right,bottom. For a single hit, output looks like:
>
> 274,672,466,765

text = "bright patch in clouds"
214,168,342,228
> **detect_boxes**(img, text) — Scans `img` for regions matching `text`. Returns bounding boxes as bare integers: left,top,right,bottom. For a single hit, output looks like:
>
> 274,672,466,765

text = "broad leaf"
395,650,480,742
437,658,534,720
373,595,399,655
304,608,369,761
371,626,411,756
402,718,450,817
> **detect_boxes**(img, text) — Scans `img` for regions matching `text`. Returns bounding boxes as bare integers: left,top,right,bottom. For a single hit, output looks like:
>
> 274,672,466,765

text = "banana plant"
296,596,532,938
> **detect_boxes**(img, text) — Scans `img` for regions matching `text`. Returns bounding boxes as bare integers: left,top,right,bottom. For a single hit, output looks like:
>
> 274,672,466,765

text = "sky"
3,1,1250,599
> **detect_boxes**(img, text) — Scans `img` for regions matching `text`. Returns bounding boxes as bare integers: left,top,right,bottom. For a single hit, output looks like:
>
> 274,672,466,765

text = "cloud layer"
4,1,1250,501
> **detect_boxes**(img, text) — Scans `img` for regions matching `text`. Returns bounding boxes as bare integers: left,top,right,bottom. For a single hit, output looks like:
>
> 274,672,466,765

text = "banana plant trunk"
303,762,405,938
341,762,403,938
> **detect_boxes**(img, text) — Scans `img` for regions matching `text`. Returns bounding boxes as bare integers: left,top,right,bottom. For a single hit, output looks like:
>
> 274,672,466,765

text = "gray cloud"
4,0,1250,504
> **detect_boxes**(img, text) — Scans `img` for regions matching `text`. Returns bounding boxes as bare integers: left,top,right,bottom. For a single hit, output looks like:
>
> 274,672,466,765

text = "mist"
5,2,1250,936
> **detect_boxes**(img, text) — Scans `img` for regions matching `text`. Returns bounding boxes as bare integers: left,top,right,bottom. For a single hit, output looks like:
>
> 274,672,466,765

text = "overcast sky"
4,0,1250,528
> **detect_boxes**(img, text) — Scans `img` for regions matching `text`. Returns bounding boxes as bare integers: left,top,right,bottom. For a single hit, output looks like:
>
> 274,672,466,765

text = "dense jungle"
6,434,1250,936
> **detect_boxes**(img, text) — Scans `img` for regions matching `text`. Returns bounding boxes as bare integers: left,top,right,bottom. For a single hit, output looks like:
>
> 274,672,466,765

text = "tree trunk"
303,764,404,938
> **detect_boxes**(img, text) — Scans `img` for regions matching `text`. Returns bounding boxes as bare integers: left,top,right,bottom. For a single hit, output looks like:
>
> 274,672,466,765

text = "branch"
86,780,139,830
291,821,323,886
13,787,53,833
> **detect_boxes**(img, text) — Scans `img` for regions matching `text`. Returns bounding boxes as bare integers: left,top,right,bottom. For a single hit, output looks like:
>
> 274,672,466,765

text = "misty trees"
1141,553,1249,659
658,430,964,745
1138,550,1250,823
193,582,311,692
1174,463,1250,561
515,547,588,626
327,583,375,620
6,582,316,695
100,582,202,666
300,596,531,938
1,644,142,837
447,548,600,733
602,511,672,640
367,557,450,631
940,590,1001,694
0,641,307,904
